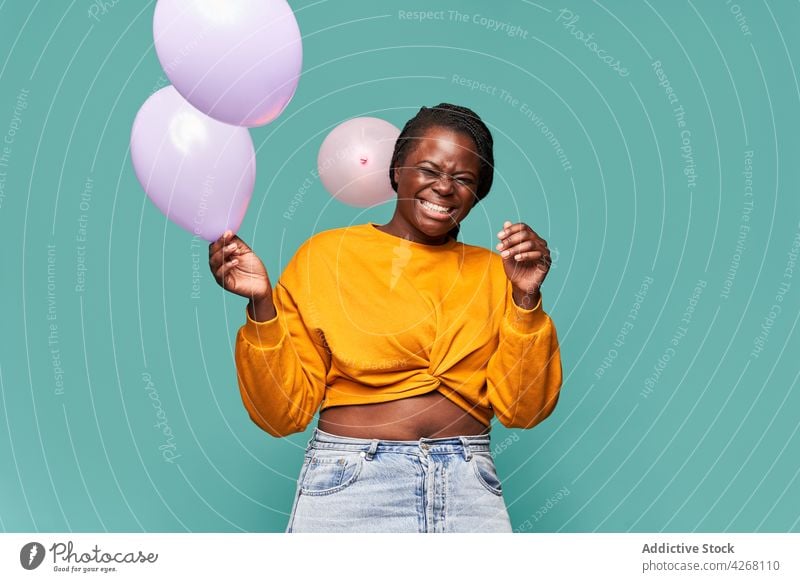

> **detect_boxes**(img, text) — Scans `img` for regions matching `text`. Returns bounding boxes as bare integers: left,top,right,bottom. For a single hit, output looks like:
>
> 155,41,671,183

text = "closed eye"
414,166,476,190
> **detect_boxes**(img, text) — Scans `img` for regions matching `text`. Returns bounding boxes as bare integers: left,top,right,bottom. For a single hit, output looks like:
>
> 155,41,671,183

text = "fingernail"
501,250,509,257
496,243,503,250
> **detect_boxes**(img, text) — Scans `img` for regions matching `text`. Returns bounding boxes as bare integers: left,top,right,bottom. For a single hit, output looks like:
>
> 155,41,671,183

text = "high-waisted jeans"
286,427,513,533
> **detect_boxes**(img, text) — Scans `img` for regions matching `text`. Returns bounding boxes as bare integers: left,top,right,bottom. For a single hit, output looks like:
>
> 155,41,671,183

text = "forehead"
405,126,480,167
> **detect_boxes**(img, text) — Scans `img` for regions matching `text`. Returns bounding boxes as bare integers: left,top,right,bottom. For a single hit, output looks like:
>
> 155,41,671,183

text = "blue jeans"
286,427,513,533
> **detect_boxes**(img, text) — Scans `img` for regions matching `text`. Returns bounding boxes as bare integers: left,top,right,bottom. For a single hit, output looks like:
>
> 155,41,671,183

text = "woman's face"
391,126,482,244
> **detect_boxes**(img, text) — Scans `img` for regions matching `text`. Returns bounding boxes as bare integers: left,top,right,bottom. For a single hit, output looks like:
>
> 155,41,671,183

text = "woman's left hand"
496,220,552,299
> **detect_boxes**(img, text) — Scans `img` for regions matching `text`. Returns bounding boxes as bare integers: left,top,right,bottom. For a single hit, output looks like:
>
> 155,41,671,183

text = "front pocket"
471,452,503,496
300,449,364,496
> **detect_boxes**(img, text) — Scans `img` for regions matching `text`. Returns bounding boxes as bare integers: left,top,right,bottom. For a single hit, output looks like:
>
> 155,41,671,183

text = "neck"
380,214,453,246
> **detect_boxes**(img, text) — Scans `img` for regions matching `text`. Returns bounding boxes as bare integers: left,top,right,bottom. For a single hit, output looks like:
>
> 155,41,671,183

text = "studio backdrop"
0,0,798,533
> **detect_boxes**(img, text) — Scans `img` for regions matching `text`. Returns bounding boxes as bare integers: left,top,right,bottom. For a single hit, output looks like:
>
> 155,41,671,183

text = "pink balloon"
317,117,400,208
130,86,256,242
153,0,302,127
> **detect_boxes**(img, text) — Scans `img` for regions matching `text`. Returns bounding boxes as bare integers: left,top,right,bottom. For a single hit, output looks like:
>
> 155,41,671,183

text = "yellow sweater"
235,222,563,437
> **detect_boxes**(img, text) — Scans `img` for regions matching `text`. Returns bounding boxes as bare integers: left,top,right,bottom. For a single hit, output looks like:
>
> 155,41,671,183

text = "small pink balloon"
153,0,302,127
130,86,256,241
317,117,400,207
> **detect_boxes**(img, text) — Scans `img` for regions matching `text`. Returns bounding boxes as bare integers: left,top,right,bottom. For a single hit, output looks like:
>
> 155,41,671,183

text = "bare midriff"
317,389,490,440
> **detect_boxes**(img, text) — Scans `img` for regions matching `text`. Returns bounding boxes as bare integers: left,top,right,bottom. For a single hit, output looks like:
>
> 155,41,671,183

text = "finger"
507,248,544,263
496,221,543,239
511,251,550,269
496,221,538,243
209,230,232,254
208,230,233,258
500,235,548,255
497,229,537,251
499,238,535,258
209,248,226,272
210,239,240,268
496,221,525,239
214,256,239,283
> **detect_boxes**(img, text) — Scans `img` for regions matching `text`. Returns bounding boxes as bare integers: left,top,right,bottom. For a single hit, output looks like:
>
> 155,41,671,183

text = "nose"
431,172,456,196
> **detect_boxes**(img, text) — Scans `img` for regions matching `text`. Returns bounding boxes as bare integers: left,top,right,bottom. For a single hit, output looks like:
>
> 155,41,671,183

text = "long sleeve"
234,281,331,438
486,280,563,429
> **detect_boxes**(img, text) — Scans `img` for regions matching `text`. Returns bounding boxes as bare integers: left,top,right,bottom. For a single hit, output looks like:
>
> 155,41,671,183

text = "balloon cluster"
130,0,301,242
130,0,400,242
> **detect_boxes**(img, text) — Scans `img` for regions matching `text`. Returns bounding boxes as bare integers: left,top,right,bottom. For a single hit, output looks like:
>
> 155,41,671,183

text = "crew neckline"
366,222,458,250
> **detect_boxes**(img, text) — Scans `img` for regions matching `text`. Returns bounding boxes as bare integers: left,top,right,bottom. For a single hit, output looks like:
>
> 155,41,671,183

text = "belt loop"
364,439,380,461
459,436,472,462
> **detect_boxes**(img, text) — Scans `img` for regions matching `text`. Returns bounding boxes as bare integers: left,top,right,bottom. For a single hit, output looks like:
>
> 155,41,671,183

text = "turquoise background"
1,0,798,533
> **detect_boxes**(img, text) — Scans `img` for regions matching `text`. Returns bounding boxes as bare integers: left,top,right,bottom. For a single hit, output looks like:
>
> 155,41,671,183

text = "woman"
208,104,563,533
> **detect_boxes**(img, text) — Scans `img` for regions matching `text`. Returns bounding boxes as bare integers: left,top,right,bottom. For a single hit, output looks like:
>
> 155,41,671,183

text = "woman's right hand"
208,230,271,301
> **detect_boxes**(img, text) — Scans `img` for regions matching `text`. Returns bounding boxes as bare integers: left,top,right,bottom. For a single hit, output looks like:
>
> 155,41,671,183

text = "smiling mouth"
418,198,456,217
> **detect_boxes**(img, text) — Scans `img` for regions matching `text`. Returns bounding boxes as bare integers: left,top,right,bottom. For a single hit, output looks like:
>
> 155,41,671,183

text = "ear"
392,166,401,185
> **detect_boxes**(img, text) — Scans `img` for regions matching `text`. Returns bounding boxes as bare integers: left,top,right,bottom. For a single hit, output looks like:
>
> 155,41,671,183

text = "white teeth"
420,199,451,214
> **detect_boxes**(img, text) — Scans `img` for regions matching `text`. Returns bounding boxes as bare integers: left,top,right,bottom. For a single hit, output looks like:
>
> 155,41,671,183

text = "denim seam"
471,456,503,496
286,459,311,533
414,455,426,533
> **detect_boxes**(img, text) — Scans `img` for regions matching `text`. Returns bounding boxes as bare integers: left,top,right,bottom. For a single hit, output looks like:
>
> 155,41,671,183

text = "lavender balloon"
153,0,302,127
130,86,256,242
317,117,400,207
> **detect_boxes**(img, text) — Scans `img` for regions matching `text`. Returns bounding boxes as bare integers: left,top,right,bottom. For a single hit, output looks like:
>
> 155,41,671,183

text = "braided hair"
389,103,494,241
